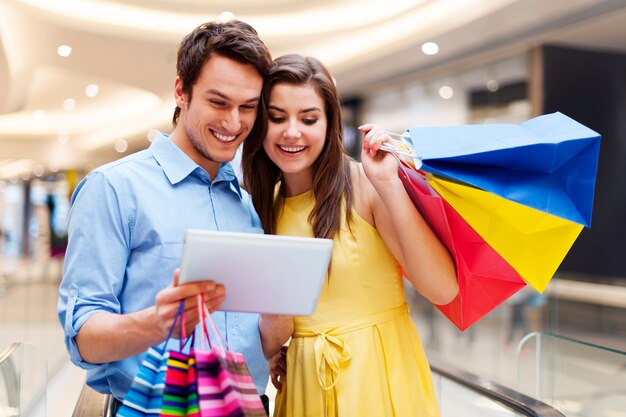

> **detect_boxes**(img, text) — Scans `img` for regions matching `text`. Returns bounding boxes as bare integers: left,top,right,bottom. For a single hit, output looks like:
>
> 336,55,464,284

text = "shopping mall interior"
1,0,626,416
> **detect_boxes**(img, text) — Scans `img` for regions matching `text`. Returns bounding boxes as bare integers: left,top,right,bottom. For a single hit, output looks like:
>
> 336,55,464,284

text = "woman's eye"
303,118,317,125
269,116,285,123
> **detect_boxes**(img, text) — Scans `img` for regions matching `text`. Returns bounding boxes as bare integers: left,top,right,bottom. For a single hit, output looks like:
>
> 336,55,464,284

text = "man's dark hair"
172,20,272,126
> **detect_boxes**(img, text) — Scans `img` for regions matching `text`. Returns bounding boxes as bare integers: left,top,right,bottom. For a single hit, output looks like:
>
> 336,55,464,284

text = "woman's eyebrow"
267,105,321,113
300,107,322,113
268,105,286,113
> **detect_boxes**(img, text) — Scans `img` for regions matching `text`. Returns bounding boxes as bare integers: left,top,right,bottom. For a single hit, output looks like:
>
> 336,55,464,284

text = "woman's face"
263,82,327,194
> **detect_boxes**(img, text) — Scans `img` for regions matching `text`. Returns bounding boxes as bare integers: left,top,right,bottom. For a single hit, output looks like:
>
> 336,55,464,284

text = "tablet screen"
179,229,333,315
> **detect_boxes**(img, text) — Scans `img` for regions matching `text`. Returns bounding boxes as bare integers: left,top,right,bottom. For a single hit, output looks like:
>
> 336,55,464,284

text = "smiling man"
57,20,272,411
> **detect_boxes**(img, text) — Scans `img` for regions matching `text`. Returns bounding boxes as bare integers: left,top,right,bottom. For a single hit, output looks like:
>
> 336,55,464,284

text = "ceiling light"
85,84,100,98
487,79,499,92
219,11,235,22
115,139,128,153
421,42,439,55
63,98,76,111
57,45,72,57
438,85,454,99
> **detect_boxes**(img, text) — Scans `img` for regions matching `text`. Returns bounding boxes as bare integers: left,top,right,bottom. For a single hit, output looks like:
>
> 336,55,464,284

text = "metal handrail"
430,356,566,417
0,343,20,413
71,384,116,417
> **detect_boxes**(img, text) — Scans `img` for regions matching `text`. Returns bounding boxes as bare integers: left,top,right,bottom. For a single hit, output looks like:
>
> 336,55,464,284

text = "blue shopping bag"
406,112,601,226
116,302,188,417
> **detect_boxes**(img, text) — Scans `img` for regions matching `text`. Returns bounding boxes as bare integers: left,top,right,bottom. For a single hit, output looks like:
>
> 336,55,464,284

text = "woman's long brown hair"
242,54,353,239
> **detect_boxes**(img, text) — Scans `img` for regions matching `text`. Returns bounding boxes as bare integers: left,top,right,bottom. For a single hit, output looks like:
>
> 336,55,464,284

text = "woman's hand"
269,346,288,391
358,124,400,185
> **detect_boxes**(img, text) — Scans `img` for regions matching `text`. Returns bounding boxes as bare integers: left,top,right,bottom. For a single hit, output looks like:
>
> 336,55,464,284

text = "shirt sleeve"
57,171,131,369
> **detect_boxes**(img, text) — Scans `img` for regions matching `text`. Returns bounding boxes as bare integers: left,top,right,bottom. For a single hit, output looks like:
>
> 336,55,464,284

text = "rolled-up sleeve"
57,171,131,369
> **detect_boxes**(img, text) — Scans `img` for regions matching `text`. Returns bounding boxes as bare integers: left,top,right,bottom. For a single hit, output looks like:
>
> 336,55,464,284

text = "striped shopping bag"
194,294,266,417
115,345,170,417
195,349,266,417
160,350,200,417
117,301,187,417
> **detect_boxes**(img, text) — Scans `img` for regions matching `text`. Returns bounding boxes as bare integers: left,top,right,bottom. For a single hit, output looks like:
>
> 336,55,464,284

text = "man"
57,20,272,409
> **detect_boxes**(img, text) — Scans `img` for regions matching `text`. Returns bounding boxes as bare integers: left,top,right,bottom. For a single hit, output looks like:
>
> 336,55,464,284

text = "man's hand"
154,269,225,340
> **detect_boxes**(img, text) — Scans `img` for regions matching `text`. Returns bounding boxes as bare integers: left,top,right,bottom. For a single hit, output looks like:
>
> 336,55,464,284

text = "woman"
242,54,458,417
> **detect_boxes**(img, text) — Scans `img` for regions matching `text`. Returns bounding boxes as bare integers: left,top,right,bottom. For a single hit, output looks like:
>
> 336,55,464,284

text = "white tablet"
178,229,333,316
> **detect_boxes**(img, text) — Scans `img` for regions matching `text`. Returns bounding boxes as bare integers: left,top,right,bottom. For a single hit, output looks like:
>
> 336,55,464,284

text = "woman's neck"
282,171,313,197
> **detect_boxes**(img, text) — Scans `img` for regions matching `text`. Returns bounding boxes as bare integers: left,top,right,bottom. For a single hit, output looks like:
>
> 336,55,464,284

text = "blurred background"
1,0,625,416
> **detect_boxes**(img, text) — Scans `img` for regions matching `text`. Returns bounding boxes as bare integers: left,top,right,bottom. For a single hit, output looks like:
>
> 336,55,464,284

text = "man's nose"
221,108,241,133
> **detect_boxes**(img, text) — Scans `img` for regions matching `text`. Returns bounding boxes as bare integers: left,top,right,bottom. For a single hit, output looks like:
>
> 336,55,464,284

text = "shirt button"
69,288,77,297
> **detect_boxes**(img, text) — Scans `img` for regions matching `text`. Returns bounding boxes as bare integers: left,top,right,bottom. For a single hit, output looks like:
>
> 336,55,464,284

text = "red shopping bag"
399,165,527,330
194,295,266,417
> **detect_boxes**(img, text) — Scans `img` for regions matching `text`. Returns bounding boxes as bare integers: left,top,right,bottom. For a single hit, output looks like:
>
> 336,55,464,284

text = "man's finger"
173,268,180,287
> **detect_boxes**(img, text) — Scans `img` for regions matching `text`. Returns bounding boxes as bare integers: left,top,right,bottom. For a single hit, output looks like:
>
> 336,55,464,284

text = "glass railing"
431,358,565,417
516,332,626,417
0,342,47,417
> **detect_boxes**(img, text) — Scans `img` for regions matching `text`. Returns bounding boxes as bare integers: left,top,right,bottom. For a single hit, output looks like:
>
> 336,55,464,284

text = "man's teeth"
214,132,236,142
279,145,305,153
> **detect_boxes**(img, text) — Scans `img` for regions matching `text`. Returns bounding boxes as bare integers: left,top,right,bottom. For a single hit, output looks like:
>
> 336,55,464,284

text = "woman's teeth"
214,132,236,142
279,145,305,153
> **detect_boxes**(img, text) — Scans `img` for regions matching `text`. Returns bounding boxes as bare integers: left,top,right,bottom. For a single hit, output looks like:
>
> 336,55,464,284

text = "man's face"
174,54,263,178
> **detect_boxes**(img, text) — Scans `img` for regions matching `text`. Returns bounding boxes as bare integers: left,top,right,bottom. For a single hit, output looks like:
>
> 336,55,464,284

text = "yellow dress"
273,190,440,417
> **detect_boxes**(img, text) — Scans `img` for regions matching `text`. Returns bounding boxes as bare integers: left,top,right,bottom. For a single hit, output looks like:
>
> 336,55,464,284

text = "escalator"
68,358,566,417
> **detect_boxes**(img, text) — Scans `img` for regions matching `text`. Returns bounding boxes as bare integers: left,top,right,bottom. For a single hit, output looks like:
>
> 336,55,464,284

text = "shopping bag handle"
156,299,186,355
196,293,212,351
197,293,230,353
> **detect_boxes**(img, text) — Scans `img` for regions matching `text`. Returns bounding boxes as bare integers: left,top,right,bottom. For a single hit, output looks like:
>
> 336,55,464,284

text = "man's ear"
174,76,187,109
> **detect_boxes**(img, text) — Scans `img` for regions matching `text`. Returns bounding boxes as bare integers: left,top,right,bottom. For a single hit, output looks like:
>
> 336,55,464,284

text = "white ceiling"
1,0,625,179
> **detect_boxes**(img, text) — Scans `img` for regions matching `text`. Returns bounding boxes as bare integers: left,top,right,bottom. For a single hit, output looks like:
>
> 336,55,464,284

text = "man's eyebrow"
206,89,259,103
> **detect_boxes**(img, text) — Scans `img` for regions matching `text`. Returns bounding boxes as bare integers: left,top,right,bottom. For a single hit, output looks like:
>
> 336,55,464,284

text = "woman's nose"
284,123,301,139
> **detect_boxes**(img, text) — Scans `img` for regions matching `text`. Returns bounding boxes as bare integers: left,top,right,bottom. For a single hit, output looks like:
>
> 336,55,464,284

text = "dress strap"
292,304,409,416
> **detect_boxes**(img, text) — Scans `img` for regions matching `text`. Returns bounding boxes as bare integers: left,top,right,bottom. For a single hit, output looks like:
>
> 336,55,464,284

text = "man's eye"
241,105,257,112
210,100,226,107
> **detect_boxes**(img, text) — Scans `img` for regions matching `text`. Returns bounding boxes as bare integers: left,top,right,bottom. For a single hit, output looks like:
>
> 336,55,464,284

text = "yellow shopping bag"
427,174,583,292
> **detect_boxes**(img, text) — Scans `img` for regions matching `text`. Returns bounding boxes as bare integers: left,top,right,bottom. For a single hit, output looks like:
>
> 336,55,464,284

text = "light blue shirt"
58,133,268,400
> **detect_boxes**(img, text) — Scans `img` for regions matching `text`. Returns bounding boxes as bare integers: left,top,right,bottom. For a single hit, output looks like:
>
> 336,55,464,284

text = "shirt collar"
150,133,242,199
